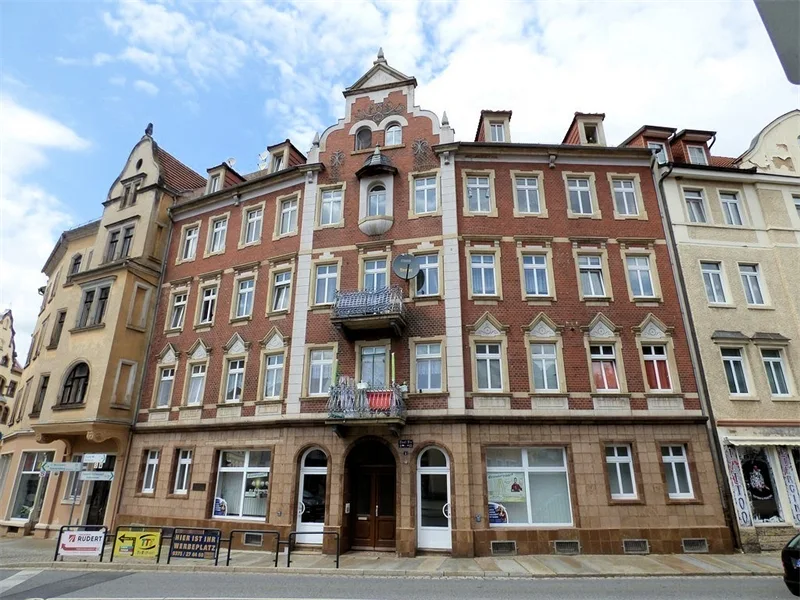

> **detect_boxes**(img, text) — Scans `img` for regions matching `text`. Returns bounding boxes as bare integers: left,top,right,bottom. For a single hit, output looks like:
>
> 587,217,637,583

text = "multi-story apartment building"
624,110,800,551
118,53,730,557
0,310,22,427
0,128,205,537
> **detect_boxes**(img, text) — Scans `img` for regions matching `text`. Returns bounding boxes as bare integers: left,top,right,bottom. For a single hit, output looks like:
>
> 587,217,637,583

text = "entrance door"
85,456,116,526
417,447,451,550
296,448,328,545
347,439,396,551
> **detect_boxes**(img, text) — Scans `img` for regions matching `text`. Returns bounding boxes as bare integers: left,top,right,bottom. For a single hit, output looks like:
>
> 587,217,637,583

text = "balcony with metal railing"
330,286,406,337
326,376,406,433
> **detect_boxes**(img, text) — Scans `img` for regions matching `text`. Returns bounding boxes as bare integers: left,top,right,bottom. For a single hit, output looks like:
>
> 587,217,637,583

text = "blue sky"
1,0,798,355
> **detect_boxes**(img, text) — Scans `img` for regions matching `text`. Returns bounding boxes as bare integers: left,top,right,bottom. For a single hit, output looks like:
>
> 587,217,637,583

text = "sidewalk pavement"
0,536,784,578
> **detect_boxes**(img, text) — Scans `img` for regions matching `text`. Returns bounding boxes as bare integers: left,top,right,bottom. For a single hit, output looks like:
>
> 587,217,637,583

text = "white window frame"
515,176,541,214
626,256,655,298
720,192,743,226
264,353,284,399
489,122,505,142
187,364,206,406
612,179,638,216
415,342,442,392
209,217,227,253
271,271,291,313
701,261,727,304
142,449,159,493
590,345,619,392
471,254,497,296
155,367,175,408
198,286,217,325
308,348,334,396
63,453,84,502
182,226,198,260
739,264,765,306
568,178,593,215
367,184,387,217
687,145,708,165
363,259,387,292
279,198,298,236
359,345,388,388
661,445,694,499
174,449,192,495
761,348,791,396
385,123,402,146
684,189,707,223
485,447,573,527
467,176,491,213
648,141,668,165
642,345,672,391
243,207,263,244
475,343,503,391
314,264,338,305
721,347,750,395
320,188,343,226
414,176,438,214
416,254,439,297
213,449,271,520
225,359,245,403
522,254,549,297
578,255,606,297
169,293,187,330
209,174,221,193
530,343,559,391
606,445,637,500
235,278,255,319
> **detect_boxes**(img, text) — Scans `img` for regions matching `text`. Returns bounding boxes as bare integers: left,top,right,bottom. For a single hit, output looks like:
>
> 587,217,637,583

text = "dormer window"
385,123,402,146
368,184,387,216
271,153,284,172
356,127,372,151
209,174,221,193
648,141,668,165
584,124,599,144
489,122,505,142
687,145,708,165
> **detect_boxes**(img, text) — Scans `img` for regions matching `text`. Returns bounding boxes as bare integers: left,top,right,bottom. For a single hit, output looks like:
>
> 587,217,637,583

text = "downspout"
109,190,174,533
707,134,717,152
651,154,741,551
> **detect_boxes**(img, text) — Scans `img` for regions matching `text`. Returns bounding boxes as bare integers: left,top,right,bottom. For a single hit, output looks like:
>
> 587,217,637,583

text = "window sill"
256,398,283,405
166,492,191,501
645,392,683,398
230,315,252,324
300,395,329,401
468,391,513,398
149,406,170,412
530,391,568,397
307,305,333,314
179,404,203,411
203,250,226,259
770,396,800,403
513,212,549,219
164,327,183,335
591,392,630,398
463,211,499,218
28,412,41,419
410,297,440,306
665,497,703,505
194,324,213,332
567,213,602,220
108,403,131,411
525,296,555,305
609,497,645,505
216,401,243,408
728,395,760,402
237,240,263,250
407,211,442,220
633,297,662,305
746,305,775,311
708,303,736,309
45,343,59,351
51,403,85,412
584,299,611,306
406,391,449,398
175,257,197,266
314,222,345,230
70,323,106,334
266,310,290,319
126,324,146,333
272,231,298,242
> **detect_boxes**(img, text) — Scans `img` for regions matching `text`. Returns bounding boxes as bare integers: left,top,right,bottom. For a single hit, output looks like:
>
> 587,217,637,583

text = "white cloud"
0,96,88,360
119,46,172,75
109,75,126,86
133,79,159,96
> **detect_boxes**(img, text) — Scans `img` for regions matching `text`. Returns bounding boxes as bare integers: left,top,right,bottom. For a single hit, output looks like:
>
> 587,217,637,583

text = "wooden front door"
351,466,395,550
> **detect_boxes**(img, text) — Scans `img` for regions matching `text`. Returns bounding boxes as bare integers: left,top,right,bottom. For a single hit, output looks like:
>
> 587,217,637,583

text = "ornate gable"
584,314,619,339
157,343,179,364
634,314,673,340
525,313,561,338
223,333,250,355
345,49,416,95
260,327,288,350
187,339,211,361
469,312,508,337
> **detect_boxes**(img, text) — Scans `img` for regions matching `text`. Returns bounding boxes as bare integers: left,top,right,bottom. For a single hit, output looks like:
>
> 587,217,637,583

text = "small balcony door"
296,449,328,545
416,447,451,550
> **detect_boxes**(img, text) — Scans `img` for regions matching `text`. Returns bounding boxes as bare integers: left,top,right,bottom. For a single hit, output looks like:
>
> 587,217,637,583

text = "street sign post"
41,462,82,472
82,454,107,465
79,471,114,481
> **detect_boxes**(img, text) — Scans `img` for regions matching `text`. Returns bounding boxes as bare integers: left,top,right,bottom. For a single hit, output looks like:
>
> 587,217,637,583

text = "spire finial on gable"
145,122,153,137
442,111,449,127
312,131,320,146
375,47,386,64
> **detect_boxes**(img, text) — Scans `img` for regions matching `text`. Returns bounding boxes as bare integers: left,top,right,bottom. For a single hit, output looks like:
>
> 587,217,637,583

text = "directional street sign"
42,462,83,472
79,471,114,481
82,453,107,465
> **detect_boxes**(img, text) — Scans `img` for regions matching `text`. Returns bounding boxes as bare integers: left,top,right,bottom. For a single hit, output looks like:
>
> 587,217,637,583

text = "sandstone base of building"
118,420,733,557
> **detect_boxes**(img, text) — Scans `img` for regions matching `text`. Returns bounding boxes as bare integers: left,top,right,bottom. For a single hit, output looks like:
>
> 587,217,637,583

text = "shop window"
739,447,783,523
213,449,271,519
486,447,572,526
10,451,54,519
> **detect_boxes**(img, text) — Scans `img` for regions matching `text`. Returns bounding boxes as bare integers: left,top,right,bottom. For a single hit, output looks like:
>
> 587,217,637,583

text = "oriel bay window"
367,184,387,216
486,448,572,526
213,450,271,520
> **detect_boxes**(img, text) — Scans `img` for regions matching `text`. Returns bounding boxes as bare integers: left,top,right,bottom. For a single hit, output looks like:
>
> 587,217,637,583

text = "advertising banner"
168,528,220,561
113,530,161,558
57,529,106,557
487,472,526,503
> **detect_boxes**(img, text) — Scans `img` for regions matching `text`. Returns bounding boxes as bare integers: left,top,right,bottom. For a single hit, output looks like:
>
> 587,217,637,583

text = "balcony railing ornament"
327,376,406,420
332,286,404,319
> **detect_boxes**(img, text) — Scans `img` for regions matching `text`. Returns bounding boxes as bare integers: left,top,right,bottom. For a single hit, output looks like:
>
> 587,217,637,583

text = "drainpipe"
707,134,717,152
651,155,742,551
109,190,174,533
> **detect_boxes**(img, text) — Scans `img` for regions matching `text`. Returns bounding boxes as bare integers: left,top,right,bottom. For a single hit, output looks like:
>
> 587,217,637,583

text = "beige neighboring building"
0,126,205,537
0,310,23,430
651,110,800,551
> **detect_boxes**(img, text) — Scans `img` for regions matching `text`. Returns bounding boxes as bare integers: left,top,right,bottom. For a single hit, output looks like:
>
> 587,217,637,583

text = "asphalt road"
0,569,793,600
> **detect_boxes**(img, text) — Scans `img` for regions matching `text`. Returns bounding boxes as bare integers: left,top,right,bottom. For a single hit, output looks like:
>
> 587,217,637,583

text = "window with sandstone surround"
243,206,263,245
700,261,727,304
661,445,694,499
648,141,667,164
563,172,600,219
683,189,708,223
224,359,245,403
605,445,637,500
355,127,372,151
263,353,284,400
168,292,188,330
178,222,200,263
489,122,505,142
578,255,605,298
207,216,228,254
155,366,174,408
173,449,193,495
305,346,336,397
719,191,743,226
590,345,619,392
485,447,572,526
721,347,750,396
462,170,497,217
213,449,271,520
313,263,339,305
235,278,255,319
141,449,159,494
186,364,206,406
413,341,443,393
738,263,766,306
271,271,291,313
761,349,791,396
318,186,344,227
356,341,390,388
197,285,217,326
415,253,440,297
626,256,654,299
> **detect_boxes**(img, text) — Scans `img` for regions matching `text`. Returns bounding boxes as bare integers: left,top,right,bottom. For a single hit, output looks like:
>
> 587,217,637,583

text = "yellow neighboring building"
0,310,23,431
0,126,205,537
658,110,800,551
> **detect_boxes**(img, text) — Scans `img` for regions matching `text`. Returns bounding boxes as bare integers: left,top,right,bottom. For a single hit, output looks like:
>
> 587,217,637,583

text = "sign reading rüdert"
167,528,220,561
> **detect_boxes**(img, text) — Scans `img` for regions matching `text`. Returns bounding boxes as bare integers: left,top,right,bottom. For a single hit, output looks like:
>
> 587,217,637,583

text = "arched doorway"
416,447,452,550
297,448,328,545
345,439,396,550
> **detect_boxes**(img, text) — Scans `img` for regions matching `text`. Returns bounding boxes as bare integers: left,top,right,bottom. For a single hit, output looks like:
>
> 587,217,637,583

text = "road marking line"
0,568,43,594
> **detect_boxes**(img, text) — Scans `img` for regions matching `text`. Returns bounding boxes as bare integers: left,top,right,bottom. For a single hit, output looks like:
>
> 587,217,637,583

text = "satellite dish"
226,157,236,168
392,254,420,280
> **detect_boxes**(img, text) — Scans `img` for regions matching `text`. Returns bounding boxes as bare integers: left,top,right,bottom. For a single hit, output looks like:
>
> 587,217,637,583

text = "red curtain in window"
645,359,671,390
593,360,618,390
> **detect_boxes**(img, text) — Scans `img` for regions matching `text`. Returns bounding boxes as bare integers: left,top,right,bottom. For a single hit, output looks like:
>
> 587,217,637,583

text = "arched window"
70,254,82,275
303,448,328,468
385,123,402,146
60,362,90,406
0,376,6,395
419,447,448,468
367,184,387,217
0,406,8,424
355,127,372,151
0,355,8,367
